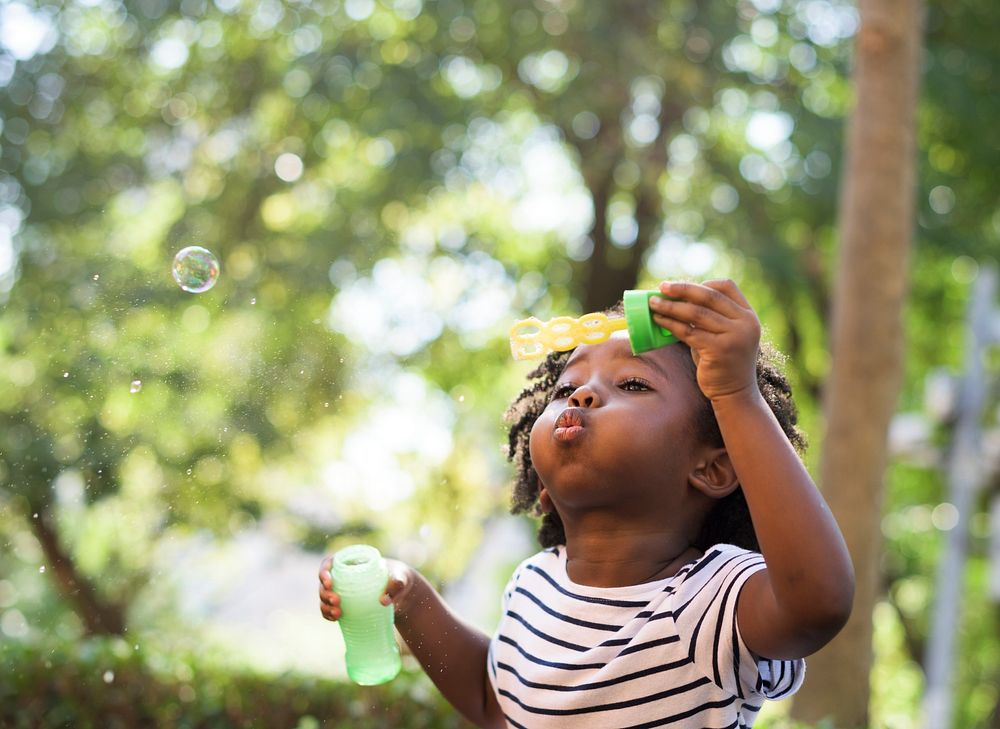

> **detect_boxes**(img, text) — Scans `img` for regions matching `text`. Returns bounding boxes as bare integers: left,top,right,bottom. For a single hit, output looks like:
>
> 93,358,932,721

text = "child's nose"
569,384,600,408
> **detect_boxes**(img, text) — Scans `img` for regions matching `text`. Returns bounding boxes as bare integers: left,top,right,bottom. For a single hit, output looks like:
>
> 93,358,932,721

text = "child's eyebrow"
633,352,671,380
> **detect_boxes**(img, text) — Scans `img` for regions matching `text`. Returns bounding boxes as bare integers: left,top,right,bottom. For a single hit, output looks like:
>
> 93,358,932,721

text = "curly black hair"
503,305,805,553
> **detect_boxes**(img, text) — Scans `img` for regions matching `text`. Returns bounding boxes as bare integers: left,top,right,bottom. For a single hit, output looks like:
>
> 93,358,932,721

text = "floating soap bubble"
172,246,220,293
130,380,142,393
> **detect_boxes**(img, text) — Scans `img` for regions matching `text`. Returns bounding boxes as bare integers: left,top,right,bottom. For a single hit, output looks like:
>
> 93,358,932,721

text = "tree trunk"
582,167,622,312
790,0,923,726
581,182,658,314
580,101,679,314
31,510,127,636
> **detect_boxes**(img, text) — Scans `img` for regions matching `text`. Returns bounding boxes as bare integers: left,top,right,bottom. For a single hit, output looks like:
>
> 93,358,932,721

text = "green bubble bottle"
331,544,402,685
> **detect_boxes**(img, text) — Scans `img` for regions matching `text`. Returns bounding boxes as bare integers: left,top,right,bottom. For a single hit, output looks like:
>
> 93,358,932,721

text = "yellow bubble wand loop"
509,313,628,361
508,290,677,361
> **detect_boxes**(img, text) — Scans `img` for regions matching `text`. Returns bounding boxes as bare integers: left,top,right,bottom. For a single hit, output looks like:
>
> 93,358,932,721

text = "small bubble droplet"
130,380,142,393
39,565,46,573
103,670,114,683
93,274,100,281
458,395,465,402
172,246,220,293
250,297,256,305
63,372,69,378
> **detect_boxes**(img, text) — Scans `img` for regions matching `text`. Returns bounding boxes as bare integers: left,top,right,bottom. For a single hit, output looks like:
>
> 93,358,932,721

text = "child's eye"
551,383,577,400
619,377,652,392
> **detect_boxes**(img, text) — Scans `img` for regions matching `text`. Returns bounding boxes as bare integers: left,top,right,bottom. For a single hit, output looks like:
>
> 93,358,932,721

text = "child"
319,279,854,728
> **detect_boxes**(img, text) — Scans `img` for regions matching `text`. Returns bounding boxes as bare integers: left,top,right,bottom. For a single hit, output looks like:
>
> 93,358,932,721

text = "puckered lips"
554,407,586,443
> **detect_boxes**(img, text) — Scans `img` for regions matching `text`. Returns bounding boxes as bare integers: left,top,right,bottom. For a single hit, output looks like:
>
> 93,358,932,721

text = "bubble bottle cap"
623,289,677,354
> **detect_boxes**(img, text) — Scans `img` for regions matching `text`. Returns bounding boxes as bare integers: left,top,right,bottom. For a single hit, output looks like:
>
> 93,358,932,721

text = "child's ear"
688,448,739,500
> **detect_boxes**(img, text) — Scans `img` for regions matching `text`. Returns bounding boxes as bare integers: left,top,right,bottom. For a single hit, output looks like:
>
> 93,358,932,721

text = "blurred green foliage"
0,0,998,726
1,636,473,728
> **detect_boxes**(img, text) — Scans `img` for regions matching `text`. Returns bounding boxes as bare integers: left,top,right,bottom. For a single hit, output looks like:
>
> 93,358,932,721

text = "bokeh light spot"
274,153,304,182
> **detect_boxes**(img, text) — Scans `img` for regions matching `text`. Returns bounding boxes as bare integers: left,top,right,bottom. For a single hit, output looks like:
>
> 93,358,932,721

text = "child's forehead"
565,331,629,360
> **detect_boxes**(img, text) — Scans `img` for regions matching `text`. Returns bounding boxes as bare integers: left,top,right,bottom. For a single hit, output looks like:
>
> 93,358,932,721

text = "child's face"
528,331,709,517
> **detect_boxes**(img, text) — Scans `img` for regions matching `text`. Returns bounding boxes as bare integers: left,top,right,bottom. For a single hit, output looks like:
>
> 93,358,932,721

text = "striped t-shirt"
487,544,804,729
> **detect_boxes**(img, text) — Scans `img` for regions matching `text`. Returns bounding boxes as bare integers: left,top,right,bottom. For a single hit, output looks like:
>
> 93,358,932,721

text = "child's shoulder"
500,546,564,602
693,542,762,562
517,545,563,574
676,543,765,584
514,544,762,582
505,545,570,586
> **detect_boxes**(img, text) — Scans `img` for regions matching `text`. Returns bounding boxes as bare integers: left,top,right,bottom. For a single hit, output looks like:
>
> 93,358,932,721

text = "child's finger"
319,559,341,622
320,601,342,621
702,278,752,309
650,313,706,346
381,576,406,606
318,557,333,587
659,281,744,319
650,297,728,333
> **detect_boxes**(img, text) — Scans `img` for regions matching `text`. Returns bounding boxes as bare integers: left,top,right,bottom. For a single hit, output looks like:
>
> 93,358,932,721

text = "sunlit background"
1,0,998,726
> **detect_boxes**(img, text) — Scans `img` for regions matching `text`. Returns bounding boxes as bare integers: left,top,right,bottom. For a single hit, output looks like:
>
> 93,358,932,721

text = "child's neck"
562,527,701,588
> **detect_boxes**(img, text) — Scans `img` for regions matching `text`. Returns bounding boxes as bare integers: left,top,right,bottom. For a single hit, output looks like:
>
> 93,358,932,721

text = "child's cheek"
527,418,548,470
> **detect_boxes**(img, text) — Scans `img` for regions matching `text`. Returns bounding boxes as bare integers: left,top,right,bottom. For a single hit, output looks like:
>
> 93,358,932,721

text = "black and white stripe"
487,544,805,728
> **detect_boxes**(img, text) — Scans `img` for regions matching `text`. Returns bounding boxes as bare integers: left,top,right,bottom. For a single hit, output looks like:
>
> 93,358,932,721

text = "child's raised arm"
650,279,855,660
319,557,505,728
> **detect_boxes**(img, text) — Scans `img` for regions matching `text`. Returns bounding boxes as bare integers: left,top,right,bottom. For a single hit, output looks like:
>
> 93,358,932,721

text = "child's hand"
649,279,761,402
318,556,414,621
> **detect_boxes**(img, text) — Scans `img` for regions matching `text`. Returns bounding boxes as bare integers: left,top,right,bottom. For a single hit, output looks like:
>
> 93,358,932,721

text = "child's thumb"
381,577,404,605
381,562,411,605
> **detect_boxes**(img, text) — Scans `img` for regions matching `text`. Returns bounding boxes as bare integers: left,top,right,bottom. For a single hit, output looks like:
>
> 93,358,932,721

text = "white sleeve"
671,545,805,701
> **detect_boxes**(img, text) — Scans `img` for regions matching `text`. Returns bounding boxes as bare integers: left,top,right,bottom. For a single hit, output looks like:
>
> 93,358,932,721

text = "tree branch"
30,509,127,636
